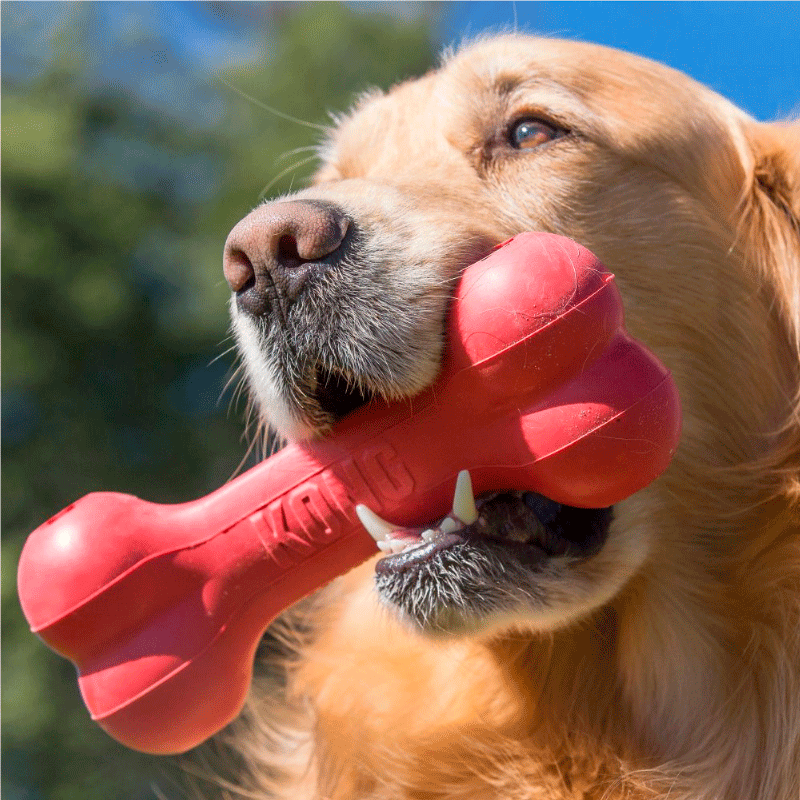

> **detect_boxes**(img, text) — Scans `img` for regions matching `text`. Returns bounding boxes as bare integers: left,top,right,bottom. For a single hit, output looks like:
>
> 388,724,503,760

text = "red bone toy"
18,233,681,755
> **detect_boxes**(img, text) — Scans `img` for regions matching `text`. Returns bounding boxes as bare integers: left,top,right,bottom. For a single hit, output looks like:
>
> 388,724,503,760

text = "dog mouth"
374,490,610,575
299,289,612,632
310,378,610,573
311,370,613,631
314,364,374,421
356,471,613,632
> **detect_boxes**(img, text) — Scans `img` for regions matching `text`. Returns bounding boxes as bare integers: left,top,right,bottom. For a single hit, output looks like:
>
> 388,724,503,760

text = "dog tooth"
452,470,478,525
355,504,396,544
440,516,460,534
376,540,394,553
421,529,436,542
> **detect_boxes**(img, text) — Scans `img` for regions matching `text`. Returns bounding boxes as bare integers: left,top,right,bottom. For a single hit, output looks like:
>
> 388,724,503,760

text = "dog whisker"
258,154,319,203
275,145,323,165
217,75,329,132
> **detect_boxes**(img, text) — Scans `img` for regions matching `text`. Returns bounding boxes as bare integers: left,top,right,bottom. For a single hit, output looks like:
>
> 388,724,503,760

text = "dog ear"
739,121,800,502
750,122,800,226
741,121,800,348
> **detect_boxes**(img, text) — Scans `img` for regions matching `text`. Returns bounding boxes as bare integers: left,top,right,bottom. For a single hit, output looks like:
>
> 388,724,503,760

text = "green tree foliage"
2,4,436,797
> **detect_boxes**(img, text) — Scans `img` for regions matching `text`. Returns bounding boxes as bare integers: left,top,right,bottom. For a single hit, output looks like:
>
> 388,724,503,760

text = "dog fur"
211,35,800,800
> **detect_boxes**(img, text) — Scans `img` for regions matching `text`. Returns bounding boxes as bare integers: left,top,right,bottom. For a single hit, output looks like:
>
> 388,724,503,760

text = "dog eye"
509,118,566,150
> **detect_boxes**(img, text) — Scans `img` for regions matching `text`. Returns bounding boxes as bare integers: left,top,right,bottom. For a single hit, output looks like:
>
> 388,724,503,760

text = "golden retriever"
212,34,800,800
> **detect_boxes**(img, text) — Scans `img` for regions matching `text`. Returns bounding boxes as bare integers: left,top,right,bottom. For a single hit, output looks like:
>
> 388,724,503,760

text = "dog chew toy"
18,233,681,755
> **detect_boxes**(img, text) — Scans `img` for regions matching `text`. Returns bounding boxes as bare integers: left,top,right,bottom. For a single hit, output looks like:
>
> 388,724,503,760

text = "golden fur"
210,35,800,800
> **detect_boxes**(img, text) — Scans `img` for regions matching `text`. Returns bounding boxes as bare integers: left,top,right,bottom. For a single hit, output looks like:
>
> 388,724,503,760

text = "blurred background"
3,3,798,798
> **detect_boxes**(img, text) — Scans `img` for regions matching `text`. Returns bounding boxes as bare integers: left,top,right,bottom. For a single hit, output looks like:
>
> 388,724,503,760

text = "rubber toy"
17,233,681,754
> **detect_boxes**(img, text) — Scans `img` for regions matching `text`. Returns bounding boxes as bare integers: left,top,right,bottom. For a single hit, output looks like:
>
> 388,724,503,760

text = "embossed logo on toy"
248,443,416,567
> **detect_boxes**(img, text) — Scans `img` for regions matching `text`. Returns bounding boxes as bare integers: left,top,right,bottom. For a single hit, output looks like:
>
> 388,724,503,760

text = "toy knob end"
19,492,155,636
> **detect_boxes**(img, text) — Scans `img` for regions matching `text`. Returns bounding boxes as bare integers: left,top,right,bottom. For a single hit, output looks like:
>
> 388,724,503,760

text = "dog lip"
373,496,613,577
373,528,553,576
374,531,470,575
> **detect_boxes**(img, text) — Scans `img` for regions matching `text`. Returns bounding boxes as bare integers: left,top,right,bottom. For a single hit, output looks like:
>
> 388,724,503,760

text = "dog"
211,34,799,800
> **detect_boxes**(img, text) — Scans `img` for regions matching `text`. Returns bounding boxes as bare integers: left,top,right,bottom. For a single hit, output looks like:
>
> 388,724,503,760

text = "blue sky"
441,2,800,121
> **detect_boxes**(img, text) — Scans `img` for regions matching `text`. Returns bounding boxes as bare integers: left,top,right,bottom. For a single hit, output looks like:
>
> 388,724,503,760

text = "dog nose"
223,201,350,316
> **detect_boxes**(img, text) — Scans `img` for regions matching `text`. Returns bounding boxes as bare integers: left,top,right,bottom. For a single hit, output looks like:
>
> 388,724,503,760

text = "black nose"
223,200,350,316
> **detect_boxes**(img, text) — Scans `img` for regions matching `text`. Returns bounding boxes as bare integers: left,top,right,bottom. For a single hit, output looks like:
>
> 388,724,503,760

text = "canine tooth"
376,540,394,553
355,504,395,543
421,529,436,542
452,470,478,525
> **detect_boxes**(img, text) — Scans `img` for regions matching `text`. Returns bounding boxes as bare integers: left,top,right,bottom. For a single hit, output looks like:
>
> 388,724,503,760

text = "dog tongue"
17,233,681,755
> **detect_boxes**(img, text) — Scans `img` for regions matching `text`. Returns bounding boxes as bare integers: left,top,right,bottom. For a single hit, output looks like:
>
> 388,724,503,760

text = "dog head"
224,35,800,640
